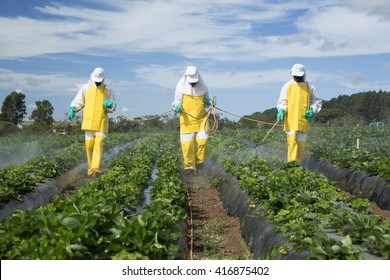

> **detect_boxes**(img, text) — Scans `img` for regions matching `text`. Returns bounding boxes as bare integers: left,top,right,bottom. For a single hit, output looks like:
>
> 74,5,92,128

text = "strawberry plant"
208,135,390,259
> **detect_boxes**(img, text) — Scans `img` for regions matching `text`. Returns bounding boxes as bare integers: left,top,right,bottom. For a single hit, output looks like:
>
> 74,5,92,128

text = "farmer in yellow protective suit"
172,66,214,175
276,64,322,165
67,67,116,177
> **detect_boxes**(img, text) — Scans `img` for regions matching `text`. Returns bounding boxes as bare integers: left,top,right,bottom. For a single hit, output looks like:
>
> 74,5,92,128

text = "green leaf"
331,245,341,254
341,235,352,247
61,217,81,229
314,246,328,255
137,215,145,227
302,237,312,244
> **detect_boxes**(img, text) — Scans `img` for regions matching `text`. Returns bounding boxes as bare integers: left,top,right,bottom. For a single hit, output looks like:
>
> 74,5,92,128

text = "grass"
202,218,228,256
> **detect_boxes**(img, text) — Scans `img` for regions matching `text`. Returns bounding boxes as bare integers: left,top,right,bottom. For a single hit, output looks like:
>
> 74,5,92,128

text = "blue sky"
1,0,390,121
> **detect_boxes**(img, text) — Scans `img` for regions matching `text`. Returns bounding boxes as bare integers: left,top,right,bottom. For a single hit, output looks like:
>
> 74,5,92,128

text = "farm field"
0,125,389,260
226,125,390,181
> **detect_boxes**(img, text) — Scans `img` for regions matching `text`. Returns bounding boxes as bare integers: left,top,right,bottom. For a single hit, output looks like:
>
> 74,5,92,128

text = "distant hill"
239,90,390,127
316,90,390,125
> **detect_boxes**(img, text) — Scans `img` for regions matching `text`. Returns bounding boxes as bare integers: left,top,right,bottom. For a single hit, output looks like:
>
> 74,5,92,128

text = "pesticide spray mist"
0,141,40,169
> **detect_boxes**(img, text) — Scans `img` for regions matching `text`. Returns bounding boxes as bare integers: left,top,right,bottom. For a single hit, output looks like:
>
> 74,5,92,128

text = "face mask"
95,82,102,87
293,76,304,83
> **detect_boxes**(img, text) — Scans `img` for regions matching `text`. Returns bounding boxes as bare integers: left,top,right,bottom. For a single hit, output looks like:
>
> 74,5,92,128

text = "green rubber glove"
204,97,214,106
305,107,314,119
277,108,285,122
174,103,182,113
103,99,114,109
68,106,76,121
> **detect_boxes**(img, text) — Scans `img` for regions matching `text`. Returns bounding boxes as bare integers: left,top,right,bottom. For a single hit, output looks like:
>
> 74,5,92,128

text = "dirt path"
182,172,252,260
370,202,390,219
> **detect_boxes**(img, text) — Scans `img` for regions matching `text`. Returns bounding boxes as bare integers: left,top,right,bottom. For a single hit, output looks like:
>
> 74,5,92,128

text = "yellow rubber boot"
88,134,105,176
296,141,306,165
195,137,208,165
85,139,95,169
287,133,298,163
181,139,196,170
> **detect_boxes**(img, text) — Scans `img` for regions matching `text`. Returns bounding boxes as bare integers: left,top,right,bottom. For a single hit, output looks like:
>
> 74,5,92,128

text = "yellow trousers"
287,133,305,165
85,133,106,175
180,134,208,170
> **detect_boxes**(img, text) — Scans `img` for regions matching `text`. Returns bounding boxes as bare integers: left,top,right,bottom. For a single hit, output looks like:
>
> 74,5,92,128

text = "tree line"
0,90,389,136
0,91,54,135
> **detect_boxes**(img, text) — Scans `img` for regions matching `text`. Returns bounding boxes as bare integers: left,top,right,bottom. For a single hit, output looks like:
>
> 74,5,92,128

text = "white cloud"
0,68,84,97
1,0,390,120
343,70,371,88
297,6,390,55
344,0,390,17
1,0,389,61
133,64,289,90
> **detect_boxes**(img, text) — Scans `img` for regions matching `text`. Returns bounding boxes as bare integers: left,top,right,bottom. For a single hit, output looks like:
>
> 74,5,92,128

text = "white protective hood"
175,71,208,96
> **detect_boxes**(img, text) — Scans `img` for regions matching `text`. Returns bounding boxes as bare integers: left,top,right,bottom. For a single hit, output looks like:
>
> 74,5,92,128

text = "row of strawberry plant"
0,136,156,259
302,126,389,181
0,134,187,259
0,134,84,169
0,133,138,207
133,134,188,259
310,146,390,181
220,126,390,181
208,135,390,259
0,141,85,206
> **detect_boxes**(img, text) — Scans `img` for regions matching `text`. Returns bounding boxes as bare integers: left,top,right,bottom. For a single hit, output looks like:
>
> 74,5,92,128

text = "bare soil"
371,202,390,219
341,190,390,219
182,172,252,260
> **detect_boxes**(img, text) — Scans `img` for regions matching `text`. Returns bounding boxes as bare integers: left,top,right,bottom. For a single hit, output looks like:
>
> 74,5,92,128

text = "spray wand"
259,120,280,145
40,117,70,137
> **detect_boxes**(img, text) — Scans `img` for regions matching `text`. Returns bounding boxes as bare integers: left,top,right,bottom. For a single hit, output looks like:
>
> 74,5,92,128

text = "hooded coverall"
70,81,116,176
172,70,210,172
277,80,322,165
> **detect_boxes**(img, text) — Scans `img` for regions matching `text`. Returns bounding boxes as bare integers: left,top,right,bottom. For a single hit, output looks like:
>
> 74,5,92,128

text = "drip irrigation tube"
186,191,194,260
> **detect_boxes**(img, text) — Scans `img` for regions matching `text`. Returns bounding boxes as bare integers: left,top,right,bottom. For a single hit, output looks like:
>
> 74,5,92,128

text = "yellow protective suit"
180,94,209,171
82,85,109,133
284,82,310,133
81,85,109,176
180,94,209,134
277,64,322,165
85,133,105,176
284,82,310,165
287,133,306,165
174,66,211,173
70,81,115,176
70,67,116,177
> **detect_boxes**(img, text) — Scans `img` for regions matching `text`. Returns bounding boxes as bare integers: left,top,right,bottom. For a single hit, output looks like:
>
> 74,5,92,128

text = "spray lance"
259,119,280,145
40,117,70,137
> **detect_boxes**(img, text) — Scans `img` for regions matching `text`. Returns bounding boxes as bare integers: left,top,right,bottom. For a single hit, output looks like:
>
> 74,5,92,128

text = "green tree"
218,116,239,130
30,100,54,124
0,91,27,125
0,121,18,136
238,108,277,129
316,91,390,125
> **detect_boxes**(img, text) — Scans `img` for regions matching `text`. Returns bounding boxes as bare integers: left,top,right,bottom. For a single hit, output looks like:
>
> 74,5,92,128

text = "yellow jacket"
173,74,210,134
70,82,116,133
277,80,322,132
